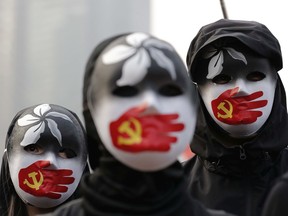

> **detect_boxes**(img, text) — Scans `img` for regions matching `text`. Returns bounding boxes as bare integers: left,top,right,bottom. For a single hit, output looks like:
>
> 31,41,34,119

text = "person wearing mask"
47,32,234,216
0,103,88,216
184,18,288,216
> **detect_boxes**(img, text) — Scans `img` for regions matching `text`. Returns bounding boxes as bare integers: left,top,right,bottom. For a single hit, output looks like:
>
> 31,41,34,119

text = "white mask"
7,104,87,208
198,47,277,138
88,33,198,171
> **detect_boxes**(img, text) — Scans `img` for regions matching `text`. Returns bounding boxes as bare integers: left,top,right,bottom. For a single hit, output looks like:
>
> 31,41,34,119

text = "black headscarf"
80,32,226,216
187,19,282,82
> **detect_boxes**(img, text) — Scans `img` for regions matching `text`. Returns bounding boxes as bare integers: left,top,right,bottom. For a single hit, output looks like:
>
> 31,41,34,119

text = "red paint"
211,87,267,124
179,145,195,162
110,104,184,152
19,160,74,199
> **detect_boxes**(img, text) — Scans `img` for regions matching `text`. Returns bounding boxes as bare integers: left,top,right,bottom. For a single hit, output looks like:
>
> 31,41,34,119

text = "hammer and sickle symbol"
217,99,233,119
23,171,44,190
117,117,142,145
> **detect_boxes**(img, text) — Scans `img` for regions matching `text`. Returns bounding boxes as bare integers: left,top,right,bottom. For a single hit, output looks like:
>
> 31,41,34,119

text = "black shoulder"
50,198,84,216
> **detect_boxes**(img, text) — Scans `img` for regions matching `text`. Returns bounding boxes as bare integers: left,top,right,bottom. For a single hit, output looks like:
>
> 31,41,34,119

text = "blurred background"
0,0,287,162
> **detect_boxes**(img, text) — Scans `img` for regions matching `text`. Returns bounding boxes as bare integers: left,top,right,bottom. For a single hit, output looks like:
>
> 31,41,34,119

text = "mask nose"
142,90,161,114
45,152,59,169
235,78,249,96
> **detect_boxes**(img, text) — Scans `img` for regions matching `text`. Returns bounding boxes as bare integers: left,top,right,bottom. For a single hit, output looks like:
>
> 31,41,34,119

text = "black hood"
82,34,127,169
186,19,282,82
186,19,288,159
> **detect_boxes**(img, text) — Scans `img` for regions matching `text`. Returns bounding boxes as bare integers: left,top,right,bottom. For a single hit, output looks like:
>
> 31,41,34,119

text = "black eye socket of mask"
58,147,77,159
112,86,139,97
23,143,78,159
111,83,184,98
212,74,232,84
24,144,43,155
246,71,266,82
158,84,183,96
209,70,267,85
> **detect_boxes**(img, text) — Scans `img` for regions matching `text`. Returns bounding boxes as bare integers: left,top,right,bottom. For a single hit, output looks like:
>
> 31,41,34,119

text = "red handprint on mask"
110,104,184,152
211,87,268,124
18,160,75,199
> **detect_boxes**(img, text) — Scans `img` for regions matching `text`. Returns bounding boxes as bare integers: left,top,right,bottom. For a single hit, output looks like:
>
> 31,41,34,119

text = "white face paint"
7,104,87,208
88,33,198,171
198,47,277,138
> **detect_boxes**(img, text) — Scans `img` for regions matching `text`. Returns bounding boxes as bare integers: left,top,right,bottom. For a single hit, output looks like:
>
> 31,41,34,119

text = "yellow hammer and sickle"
117,117,142,145
23,170,44,190
217,99,233,119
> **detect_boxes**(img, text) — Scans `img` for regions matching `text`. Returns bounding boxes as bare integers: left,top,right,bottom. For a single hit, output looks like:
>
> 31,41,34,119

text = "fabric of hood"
80,161,199,216
186,19,282,82
191,74,288,159
82,33,128,170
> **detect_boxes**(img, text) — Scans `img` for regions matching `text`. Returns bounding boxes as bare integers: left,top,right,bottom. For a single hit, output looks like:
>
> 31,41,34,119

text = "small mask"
6,104,87,208
198,45,277,138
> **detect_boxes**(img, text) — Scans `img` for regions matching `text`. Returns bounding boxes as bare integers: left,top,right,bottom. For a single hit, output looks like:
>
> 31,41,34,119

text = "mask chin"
14,191,66,208
214,116,265,137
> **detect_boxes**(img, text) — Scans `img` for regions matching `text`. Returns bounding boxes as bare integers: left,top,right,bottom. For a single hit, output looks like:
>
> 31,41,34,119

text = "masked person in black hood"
0,104,88,216
46,32,235,216
184,18,288,216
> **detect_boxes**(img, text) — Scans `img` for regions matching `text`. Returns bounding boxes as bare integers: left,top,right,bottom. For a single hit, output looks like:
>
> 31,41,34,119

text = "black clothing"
184,19,288,216
48,32,235,216
49,161,234,216
261,171,288,216
186,19,282,82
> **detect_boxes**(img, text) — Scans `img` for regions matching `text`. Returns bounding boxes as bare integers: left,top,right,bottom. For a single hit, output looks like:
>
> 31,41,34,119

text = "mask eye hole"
59,148,77,159
112,86,138,97
246,71,266,81
159,84,183,96
24,144,43,155
212,74,232,84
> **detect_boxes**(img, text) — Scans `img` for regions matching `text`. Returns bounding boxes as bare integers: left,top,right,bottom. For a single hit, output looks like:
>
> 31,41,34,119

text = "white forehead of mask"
17,104,73,147
101,32,177,86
